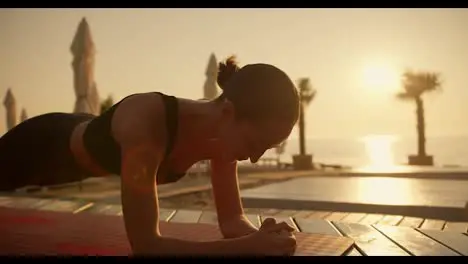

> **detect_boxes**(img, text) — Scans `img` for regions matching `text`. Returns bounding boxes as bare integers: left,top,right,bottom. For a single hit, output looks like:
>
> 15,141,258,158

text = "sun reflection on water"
354,177,417,206
358,134,408,173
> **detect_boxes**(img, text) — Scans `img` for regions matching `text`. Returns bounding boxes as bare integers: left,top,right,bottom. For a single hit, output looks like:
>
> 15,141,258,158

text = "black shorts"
0,113,95,191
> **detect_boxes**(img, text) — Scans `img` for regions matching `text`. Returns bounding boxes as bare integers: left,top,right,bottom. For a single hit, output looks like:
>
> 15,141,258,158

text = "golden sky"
1,8,467,139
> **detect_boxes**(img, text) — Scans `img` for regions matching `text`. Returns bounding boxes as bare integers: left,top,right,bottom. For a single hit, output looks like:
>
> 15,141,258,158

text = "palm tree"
397,70,441,165
100,95,114,114
297,78,317,156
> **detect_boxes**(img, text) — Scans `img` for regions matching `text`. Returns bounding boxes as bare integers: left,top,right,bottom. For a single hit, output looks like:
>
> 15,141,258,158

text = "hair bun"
217,55,240,90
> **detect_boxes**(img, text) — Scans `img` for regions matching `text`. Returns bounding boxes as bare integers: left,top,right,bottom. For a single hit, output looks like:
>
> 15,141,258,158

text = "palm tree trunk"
415,97,426,156
299,104,306,155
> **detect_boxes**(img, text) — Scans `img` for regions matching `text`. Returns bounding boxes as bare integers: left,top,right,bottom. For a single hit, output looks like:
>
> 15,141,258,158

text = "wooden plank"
294,218,340,236
82,203,123,215
443,222,468,233
242,208,263,215
245,214,260,228
198,211,260,229
168,209,202,223
325,212,349,222
308,211,332,219
274,209,299,217
420,219,446,230
328,222,363,256
37,199,90,213
73,202,94,214
198,211,218,225
333,222,409,256
358,214,384,225
1,197,52,209
259,208,282,216
159,209,176,222
398,216,424,228
341,213,367,223
377,215,404,226
374,225,459,256
418,229,468,256
292,210,315,219
260,215,298,231
346,248,363,256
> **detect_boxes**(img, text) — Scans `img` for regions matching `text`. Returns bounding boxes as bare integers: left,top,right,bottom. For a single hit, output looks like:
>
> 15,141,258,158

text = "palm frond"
399,70,442,97
297,77,317,106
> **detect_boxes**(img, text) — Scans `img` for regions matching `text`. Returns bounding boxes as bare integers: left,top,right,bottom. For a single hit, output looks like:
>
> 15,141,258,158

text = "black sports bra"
82,92,186,184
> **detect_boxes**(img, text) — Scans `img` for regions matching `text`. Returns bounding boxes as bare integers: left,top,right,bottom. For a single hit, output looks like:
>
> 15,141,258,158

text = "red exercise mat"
0,206,354,256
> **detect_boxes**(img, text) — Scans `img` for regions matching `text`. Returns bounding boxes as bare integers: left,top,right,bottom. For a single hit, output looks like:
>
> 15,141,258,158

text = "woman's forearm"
120,149,250,256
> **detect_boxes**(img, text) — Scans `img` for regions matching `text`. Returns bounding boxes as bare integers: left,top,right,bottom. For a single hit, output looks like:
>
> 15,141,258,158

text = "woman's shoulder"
116,91,175,114
111,92,170,146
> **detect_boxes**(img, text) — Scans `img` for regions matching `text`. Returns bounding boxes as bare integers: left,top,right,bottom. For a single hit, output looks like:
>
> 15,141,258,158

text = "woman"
0,56,300,255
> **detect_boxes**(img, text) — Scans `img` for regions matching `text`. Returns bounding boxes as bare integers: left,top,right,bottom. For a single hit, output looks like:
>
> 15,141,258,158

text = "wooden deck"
1,195,468,256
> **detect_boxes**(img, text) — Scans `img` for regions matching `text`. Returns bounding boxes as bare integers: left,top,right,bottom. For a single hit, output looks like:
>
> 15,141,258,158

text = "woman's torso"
70,92,188,185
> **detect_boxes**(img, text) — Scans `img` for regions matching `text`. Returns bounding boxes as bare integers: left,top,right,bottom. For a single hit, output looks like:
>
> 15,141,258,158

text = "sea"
261,135,468,168
244,135,468,210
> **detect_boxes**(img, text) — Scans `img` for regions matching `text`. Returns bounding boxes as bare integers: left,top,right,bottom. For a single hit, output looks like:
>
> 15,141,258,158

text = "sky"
1,8,468,140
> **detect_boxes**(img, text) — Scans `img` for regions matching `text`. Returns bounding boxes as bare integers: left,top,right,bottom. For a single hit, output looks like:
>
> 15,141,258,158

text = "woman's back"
82,92,185,184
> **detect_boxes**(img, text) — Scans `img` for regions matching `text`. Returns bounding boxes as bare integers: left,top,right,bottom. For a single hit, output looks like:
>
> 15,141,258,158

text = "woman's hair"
216,56,299,125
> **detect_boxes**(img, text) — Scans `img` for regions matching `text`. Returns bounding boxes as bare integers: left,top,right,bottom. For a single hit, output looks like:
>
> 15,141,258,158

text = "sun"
361,62,400,94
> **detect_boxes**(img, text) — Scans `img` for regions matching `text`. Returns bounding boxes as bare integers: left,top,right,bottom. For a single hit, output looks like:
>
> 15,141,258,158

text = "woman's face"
214,116,294,164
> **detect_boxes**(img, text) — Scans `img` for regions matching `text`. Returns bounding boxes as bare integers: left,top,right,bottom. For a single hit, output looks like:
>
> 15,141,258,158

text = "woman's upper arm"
111,94,169,252
112,93,167,192
120,144,162,194
119,143,164,252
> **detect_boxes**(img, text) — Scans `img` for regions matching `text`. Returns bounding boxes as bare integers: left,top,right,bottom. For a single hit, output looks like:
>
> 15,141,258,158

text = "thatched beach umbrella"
3,88,17,131
203,53,219,100
20,108,28,122
71,17,100,115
